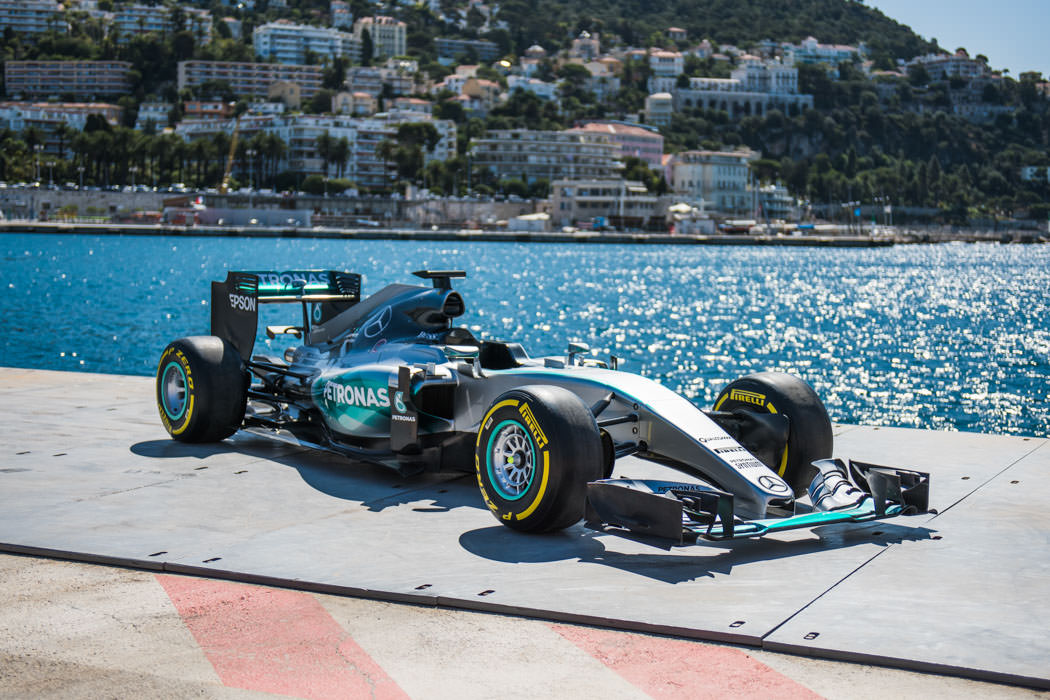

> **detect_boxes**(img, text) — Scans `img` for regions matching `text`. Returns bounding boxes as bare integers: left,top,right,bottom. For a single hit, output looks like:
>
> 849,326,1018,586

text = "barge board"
0,367,1047,688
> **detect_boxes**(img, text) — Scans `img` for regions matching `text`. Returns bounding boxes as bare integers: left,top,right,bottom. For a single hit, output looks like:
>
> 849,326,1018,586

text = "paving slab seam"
924,437,1048,519
758,544,893,641
761,639,1050,691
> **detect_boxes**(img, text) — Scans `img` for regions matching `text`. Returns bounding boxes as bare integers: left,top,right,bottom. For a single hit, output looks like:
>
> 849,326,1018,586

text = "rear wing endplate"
211,270,361,359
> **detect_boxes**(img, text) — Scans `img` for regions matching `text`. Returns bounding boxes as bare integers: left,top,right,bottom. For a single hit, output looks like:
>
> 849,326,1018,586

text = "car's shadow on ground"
458,521,937,584
131,434,936,584
130,434,481,514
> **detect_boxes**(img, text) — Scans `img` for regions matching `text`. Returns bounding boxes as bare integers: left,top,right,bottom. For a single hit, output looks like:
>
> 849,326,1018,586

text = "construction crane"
218,104,241,195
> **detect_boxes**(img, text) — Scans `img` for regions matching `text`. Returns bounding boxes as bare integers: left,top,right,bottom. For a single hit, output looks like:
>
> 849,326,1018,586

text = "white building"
353,16,407,60
669,149,758,214
0,101,121,156
254,21,361,65
135,101,172,130
647,49,684,92
672,59,812,118
784,36,865,75
506,76,558,100
907,51,992,81
644,92,673,126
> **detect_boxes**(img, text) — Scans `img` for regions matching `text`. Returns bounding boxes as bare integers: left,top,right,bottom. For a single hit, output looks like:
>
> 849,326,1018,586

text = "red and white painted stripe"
158,575,408,700
157,574,821,700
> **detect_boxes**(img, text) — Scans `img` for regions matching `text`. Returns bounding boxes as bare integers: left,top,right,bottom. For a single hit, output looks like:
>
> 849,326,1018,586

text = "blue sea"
2,233,1048,437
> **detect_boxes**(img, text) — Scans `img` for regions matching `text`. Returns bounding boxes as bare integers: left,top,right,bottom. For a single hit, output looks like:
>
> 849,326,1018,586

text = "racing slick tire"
713,372,832,497
475,385,602,533
156,335,248,443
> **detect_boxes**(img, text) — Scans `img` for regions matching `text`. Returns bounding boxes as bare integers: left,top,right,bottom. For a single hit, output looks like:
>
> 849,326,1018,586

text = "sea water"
2,233,1047,437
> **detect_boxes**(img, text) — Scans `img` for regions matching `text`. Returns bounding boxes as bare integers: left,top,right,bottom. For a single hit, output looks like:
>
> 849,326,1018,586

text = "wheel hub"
490,423,534,498
162,363,187,420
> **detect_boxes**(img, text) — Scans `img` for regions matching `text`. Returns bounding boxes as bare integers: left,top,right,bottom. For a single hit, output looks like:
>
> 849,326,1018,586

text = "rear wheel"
156,336,248,443
475,385,602,533
714,372,833,496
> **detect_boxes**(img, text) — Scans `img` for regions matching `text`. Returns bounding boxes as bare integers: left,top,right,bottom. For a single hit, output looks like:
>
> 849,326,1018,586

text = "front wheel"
714,372,833,497
475,385,602,533
156,336,248,443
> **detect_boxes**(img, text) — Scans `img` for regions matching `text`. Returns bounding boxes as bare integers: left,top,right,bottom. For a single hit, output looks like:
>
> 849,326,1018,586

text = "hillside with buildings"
0,0,1048,229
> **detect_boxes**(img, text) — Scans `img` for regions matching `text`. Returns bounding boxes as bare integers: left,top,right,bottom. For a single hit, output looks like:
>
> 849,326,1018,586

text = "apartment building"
469,129,623,183
0,0,64,34
549,179,661,229
435,37,500,63
669,149,758,214
112,4,213,44
345,65,413,97
330,0,352,28
353,16,406,60
254,21,360,65
4,60,132,99
574,122,664,170
177,61,324,100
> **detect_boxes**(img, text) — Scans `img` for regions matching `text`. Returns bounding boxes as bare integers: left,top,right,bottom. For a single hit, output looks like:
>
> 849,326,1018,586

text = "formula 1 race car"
156,269,930,544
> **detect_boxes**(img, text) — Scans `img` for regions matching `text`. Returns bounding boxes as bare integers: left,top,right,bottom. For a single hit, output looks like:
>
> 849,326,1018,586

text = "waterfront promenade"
4,219,1047,246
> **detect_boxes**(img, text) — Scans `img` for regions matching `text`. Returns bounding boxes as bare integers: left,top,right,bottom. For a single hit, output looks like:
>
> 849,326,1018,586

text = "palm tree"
315,132,334,176
262,132,287,185
332,136,350,178
54,123,72,161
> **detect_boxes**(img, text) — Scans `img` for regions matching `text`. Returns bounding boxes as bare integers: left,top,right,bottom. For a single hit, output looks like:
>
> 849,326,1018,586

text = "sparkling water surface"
2,233,1047,437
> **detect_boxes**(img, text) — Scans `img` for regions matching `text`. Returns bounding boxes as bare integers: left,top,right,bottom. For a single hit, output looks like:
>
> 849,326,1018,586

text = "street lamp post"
77,165,85,191
129,166,138,190
246,148,257,208
34,144,43,183
47,161,55,188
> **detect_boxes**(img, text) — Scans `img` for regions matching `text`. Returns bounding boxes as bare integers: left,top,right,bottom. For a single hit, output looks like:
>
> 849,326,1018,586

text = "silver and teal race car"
156,269,929,544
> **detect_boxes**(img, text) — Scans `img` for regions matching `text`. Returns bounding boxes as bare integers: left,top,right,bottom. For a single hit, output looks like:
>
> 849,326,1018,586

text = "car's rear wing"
211,270,361,359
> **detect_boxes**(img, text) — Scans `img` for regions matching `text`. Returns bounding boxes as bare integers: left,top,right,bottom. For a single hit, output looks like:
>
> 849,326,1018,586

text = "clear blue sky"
864,0,1049,78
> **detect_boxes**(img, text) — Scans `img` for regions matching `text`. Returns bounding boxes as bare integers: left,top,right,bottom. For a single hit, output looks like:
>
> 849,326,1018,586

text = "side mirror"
567,341,590,366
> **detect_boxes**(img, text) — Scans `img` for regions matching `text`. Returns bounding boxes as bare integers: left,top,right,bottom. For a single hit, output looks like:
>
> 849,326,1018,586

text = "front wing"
585,460,930,543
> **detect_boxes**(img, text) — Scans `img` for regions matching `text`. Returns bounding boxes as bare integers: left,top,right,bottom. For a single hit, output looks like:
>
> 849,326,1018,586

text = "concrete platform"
1,367,1047,689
